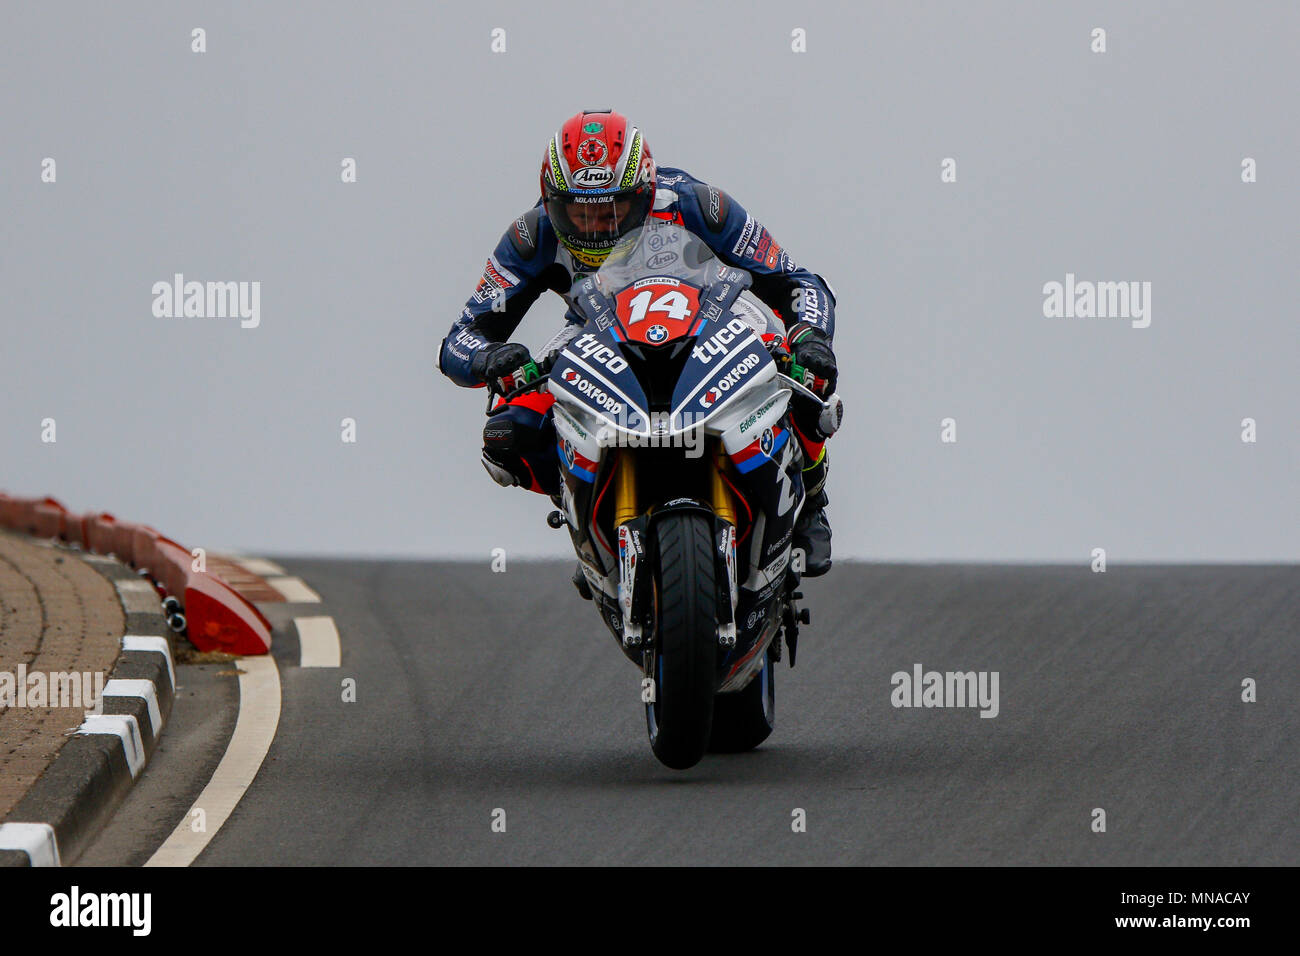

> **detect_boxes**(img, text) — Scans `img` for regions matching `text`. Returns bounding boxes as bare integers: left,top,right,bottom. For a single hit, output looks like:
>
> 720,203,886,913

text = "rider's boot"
572,563,593,601
792,448,832,577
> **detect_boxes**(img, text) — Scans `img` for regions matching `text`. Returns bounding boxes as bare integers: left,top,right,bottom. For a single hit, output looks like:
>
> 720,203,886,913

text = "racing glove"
783,322,838,397
473,342,540,396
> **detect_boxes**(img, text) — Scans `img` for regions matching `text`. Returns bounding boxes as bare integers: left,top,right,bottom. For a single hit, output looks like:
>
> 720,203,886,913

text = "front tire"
645,511,718,769
708,650,776,752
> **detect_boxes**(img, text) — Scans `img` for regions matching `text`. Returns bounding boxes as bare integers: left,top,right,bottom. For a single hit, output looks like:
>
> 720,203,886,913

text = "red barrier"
84,513,118,554
151,538,270,653
61,511,88,547
7,497,39,535
2,495,84,545
183,573,273,654
130,525,162,573
33,498,67,539
152,538,192,602
109,520,141,566
0,493,19,528
0,491,272,655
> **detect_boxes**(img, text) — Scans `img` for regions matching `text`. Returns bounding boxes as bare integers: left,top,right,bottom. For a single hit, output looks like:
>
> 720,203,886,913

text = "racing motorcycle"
489,221,844,769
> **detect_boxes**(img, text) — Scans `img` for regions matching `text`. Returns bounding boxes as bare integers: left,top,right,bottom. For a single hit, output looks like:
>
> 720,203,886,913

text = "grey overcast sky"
2,1,1296,560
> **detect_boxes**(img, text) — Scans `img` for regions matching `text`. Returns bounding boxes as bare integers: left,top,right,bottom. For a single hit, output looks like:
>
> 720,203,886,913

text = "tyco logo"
570,333,629,373
690,316,749,365
699,353,760,408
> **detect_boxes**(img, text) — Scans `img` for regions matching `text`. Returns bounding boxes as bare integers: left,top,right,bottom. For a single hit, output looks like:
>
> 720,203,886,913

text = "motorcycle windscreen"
592,220,721,346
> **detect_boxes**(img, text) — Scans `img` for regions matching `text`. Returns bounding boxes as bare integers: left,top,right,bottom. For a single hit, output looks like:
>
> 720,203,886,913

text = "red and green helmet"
540,109,656,268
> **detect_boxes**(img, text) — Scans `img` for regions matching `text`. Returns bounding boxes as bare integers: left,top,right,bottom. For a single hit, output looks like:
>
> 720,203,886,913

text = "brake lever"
484,354,556,415
776,373,845,437
776,372,829,407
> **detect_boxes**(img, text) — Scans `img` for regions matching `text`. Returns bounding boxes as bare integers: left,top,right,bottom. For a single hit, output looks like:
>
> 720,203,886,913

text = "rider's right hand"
785,323,838,397
474,342,539,395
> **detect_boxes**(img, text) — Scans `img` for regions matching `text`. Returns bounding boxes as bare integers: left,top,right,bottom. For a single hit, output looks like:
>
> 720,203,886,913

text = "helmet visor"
544,182,653,253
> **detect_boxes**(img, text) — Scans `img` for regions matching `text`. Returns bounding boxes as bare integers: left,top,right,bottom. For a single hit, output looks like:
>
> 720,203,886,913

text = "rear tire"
708,650,776,752
645,511,718,770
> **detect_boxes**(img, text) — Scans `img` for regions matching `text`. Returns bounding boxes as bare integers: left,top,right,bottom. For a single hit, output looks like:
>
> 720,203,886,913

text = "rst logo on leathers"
699,353,761,408
690,316,749,365
559,368,623,414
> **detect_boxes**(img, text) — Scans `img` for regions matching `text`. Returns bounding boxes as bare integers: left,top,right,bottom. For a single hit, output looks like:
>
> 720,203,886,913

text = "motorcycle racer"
439,109,840,575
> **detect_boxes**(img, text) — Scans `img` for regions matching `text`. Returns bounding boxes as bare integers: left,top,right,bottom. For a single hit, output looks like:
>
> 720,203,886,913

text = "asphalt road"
79,560,1300,865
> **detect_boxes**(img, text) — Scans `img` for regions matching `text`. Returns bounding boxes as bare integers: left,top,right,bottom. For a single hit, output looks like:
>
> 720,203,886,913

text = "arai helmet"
540,109,656,269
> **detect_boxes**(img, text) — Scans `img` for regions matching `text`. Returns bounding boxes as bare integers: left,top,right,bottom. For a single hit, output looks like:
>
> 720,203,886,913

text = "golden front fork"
613,450,638,528
613,445,736,527
711,448,737,528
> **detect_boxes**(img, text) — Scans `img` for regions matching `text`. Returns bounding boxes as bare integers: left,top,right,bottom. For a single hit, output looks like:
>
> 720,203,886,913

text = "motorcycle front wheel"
645,510,718,770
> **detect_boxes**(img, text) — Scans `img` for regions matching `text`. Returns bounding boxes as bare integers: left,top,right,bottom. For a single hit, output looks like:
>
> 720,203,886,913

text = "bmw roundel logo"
563,439,576,466
760,427,774,456
647,324,669,343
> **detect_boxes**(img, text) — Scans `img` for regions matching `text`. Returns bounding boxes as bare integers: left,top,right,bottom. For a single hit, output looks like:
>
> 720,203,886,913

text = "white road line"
231,556,286,577
145,656,281,867
295,616,341,668
267,576,321,603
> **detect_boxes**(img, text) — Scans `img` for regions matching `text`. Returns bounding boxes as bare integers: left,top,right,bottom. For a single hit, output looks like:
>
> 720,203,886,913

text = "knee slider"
483,415,521,454
483,408,547,455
